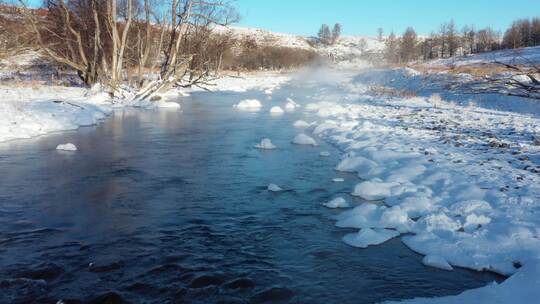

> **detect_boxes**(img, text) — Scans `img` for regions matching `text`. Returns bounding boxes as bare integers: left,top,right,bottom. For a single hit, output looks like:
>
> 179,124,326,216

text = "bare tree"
135,0,237,100
453,60,540,100
400,27,418,63
384,31,399,64
318,24,332,45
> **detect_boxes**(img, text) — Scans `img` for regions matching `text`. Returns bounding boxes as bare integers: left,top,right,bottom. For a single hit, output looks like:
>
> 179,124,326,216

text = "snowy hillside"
214,25,386,66
425,45,540,67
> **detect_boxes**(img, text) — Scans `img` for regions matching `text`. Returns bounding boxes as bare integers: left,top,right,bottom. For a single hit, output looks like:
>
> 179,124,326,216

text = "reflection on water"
0,86,501,304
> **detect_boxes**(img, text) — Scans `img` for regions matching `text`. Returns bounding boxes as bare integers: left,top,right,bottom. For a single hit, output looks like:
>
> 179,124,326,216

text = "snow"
292,133,318,146
269,106,284,114
0,86,112,142
285,98,300,111
56,143,77,151
352,181,405,201
385,262,540,304
293,120,311,128
234,99,263,110
343,228,400,249
293,63,540,302
323,197,350,209
422,255,454,271
268,184,284,192
320,151,331,157
255,138,276,150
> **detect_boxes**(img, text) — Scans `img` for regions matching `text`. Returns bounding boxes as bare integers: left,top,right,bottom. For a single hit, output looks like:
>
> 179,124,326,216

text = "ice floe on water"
323,197,350,209
56,143,78,151
255,138,276,150
292,133,318,146
267,184,283,192
343,228,400,248
333,178,345,183
234,99,262,111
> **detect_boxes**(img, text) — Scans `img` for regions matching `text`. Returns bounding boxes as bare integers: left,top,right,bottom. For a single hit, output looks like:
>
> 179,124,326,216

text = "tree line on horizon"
382,17,540,64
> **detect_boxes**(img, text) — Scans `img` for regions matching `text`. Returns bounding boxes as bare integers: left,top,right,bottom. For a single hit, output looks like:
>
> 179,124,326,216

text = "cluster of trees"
0,1,319,98
317,23,342,45
1,0,240,98
384,20,504,64
502,18,540,49
383,17,540,64
223,37,319,71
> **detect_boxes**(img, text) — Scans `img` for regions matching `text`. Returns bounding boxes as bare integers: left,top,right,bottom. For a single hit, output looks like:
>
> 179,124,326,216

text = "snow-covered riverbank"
290,68,540,303
0,73,290,143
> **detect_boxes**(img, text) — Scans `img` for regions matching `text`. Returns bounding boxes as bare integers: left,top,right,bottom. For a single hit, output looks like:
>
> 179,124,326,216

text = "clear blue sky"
234,0,540,36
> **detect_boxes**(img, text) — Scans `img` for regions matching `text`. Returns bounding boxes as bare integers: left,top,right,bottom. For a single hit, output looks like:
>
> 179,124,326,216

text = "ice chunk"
336,156,378,173
333,178,345,183
417,213,462,232
292,133,318,146
255,138,276,150
450,200,492,215
285,98,300,111
352,180,404,201
422,255,454,271
323,197,350,209
343,228,400,248
320,151,331,157
56,143,77,151
234,99,262,110
268,184,283,192
269,106,284,114
464,214,491,232
293,120,311,128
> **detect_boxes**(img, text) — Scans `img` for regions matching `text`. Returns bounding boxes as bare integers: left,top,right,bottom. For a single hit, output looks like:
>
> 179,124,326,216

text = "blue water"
0,83,501,303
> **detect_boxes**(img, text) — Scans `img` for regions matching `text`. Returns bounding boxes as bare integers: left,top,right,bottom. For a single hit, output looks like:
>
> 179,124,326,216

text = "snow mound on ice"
292,133,318,146
255,138,276,150
323,197,350,209
268,184,283,192
352,180,404,201
56,143,78,151
422,255,454,271
285,98,300,111
293,120,311,128
269,106,284,114
234,99,262,110
343,228,400,248
336,156,378,173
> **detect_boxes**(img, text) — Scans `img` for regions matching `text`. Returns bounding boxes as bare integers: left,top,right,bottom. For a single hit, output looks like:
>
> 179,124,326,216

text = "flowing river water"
0,81,502,303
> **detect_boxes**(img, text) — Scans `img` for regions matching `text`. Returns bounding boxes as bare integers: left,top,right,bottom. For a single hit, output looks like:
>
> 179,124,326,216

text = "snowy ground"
426,45,540,67
0,73,290,143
